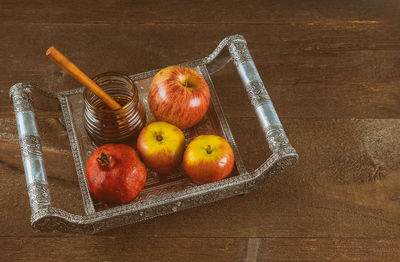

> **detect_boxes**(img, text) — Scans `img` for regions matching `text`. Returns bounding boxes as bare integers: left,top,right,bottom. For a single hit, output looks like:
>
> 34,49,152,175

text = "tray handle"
9,83,52,213
226,36,298,178
10,83,94,233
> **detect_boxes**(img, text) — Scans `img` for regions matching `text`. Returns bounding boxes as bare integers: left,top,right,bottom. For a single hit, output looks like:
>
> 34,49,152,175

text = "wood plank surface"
1,0,399,25
2,237,400,262
1,23,400,118
1,0,399,261
1,237,248,262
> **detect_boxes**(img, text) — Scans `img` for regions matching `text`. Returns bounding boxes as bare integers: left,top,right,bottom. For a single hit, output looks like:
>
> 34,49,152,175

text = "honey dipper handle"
46,46,121,110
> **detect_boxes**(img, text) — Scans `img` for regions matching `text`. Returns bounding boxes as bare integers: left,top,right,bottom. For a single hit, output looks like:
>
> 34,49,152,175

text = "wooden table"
1,1,399,261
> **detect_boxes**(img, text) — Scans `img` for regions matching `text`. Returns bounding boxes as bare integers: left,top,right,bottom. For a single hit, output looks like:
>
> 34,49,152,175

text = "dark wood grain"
259,238,400,262
1,21,400,119
1,0,399,25
1,0,400,260
2,237,400,262
1,237,247,262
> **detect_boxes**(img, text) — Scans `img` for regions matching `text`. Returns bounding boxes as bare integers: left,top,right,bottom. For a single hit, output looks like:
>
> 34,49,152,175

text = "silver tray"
10,35,298,233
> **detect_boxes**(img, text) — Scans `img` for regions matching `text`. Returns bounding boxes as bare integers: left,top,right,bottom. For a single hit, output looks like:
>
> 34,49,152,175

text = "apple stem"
182,81,192,88
156,135,163,142
96,152,112,167
206,145,212,154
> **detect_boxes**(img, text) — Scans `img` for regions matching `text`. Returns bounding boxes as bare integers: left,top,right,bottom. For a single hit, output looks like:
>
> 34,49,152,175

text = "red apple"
148,65,210,129
183,135,235,184
137,121,185,174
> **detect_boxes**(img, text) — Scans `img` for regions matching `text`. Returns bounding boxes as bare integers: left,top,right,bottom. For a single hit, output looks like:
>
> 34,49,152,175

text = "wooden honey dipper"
46,47,121,110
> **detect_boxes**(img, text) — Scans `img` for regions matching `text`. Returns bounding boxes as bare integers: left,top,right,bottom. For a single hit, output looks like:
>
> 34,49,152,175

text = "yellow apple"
183,135,234,184
137,121,185,174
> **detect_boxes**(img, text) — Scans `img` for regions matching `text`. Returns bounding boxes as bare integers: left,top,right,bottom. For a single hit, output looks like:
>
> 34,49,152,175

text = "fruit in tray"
183,135,235,184
84,65,233,205
137,121,185,174
85,133,235,205
85,144,147,205
148,65,210,129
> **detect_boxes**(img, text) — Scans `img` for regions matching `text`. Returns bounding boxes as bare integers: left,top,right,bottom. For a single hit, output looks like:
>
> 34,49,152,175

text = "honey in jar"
83,72,146,145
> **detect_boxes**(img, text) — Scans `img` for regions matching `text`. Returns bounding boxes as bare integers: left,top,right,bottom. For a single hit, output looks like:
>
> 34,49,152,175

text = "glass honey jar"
83,72,146,145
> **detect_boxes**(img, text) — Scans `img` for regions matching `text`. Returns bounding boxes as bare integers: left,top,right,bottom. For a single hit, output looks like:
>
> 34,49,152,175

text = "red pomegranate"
85,144,147,205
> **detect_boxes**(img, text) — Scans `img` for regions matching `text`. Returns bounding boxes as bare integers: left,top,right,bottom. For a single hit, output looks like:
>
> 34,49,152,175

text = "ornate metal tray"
10,35,298,233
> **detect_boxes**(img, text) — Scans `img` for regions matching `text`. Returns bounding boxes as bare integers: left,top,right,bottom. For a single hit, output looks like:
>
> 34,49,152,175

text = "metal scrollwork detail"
91,181,246,232
266,155,298,182
202,34,245,65
20,135,42,158
264,125,290,153
229,41,253,66
278,146,297,156
27,182,51,211
9,82,32,98
10,83,34,113
247,80,271,107
32,207,93,233
33,217,91,234
274,155,298,173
